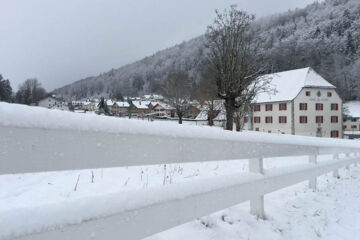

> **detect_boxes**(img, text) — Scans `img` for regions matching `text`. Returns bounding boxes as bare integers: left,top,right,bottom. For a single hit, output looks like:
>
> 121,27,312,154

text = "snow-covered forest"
54,0,360,101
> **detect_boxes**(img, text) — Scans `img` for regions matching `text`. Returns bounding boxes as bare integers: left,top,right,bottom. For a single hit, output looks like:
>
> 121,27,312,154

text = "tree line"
0,76,48,105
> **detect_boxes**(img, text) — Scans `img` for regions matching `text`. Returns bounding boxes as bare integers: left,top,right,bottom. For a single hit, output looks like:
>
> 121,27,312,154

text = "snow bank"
0,171,262,239
1,102,359,149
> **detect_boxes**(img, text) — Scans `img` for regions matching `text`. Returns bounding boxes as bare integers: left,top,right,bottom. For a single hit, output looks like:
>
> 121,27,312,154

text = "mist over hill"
54,0,360,101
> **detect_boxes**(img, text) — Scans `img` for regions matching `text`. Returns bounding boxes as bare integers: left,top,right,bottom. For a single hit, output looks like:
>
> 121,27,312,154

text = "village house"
112,101,130,116
131,100,151,116
245,67,343,138
38,96,69,111
141,94,164,101
151,103,175,118
343,101,360,139
71,100,83,110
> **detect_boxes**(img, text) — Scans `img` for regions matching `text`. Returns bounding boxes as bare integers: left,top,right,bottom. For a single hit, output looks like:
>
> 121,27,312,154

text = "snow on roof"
115,101,130,107
254,67,335,103
344,101,360,118
153,102,175,110
132,101,150,109
106,100,114,106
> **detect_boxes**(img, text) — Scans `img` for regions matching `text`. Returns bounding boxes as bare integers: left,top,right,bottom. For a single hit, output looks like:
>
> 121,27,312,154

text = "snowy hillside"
54,0,360,101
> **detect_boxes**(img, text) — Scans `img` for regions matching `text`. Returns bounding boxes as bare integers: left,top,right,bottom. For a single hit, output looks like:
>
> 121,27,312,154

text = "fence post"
249,158,265,219
333,154,340,179
346,153,351,170
309,155,317,191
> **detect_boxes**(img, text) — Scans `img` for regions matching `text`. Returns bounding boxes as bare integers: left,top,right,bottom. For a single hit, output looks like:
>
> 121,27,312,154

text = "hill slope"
54,0,360,101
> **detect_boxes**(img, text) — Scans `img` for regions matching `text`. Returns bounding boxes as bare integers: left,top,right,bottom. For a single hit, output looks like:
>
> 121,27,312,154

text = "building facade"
152,103,175,118
245,68,343,138
343,101,360,139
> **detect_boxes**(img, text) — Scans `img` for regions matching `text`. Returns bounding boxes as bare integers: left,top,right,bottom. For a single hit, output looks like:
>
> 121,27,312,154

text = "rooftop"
254,67,335,103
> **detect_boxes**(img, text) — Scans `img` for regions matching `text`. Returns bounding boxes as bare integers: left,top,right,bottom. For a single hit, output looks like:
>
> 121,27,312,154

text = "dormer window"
306,91,311,96
327,92,332,97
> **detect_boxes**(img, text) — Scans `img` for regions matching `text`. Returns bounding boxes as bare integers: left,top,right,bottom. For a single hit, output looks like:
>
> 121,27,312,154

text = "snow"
115,101,130,107
254,67,335,103
146,167,360,240
344,101,360,118
1,103,360,239
0,155,359,239
132,100,151,109
1,102,358,149
106,99,114,106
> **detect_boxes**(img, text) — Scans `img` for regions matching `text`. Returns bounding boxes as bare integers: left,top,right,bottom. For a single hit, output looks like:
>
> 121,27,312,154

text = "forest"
54,0,360,101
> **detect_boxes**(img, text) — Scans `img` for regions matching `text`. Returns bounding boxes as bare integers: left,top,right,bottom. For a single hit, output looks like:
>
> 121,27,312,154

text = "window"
299,103,307,111
265,116,273,123
254,117,261,123
327,92,332,97
253,105,261,112
316,116,324,123
255,128,259,131
279,103,287,111
306,91,311,96
279,116,287,124
244,117,248,123
265,104,273,111
331,103,339,111
351,125,357,129
315,103,324,111
331,116,338,123
331,130,339,138
299,116,308,124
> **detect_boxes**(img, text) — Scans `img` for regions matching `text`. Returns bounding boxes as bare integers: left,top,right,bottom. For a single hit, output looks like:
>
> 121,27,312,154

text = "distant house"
343,101,360,139
38,96,69,111
131,100,151,116
151,103,175,118
112,101,130,116
71,100,83,109
141,94,164,101
246,67,343,138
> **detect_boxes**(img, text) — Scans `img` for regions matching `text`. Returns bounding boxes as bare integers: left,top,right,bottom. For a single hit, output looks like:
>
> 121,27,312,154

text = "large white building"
245,67,343,138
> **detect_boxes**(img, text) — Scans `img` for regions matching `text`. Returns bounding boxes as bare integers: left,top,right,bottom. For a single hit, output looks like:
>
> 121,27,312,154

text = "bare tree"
206,6,270,131
196,69,219,126
163,73,192,124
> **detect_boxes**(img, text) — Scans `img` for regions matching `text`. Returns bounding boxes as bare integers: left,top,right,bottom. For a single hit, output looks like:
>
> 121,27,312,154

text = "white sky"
0,0,316,91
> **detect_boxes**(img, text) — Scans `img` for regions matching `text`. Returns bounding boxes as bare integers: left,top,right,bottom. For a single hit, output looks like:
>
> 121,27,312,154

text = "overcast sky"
0,0,317,91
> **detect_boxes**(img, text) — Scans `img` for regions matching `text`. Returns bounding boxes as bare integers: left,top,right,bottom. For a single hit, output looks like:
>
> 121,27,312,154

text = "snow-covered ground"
1,102,360,239
1,157,359,239
147,166,360,240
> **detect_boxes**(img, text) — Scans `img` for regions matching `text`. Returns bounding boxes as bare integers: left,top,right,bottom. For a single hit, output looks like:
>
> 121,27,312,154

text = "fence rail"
1,125,360,240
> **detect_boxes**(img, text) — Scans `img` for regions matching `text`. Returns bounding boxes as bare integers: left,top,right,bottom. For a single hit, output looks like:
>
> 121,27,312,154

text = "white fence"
1,125,360,240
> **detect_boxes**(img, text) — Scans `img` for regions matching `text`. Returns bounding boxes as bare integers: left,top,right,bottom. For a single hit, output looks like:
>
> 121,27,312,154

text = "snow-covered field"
1,157,359,239
1,102,360,239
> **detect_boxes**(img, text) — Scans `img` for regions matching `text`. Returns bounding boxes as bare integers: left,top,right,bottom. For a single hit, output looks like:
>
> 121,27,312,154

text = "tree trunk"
208,109,214,126
224,98,235,131
178,115,183,124
235,114,241,132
